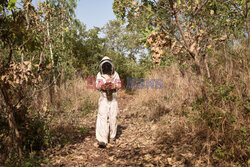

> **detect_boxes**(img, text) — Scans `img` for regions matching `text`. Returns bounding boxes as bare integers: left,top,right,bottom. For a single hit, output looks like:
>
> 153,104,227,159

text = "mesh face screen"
102,62,112,74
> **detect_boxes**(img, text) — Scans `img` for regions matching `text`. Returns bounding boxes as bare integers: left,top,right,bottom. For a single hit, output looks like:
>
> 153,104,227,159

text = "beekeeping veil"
99,56,115,75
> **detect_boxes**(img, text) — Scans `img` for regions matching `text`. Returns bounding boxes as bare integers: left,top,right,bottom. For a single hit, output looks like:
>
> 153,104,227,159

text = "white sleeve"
114,72,122,90
96,72,104,89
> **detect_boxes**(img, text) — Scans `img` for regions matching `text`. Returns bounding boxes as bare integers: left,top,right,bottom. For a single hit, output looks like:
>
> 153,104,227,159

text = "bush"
191,82,249,164
128,41,249,166
21,115,52,152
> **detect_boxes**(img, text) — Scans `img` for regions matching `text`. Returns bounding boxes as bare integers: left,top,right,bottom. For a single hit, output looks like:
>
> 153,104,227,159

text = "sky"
75,0,116,30
30,0,116,30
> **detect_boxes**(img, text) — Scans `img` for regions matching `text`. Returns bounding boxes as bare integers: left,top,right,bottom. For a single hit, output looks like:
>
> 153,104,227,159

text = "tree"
102,20,145,60
0,0,80,160
113,0,249,77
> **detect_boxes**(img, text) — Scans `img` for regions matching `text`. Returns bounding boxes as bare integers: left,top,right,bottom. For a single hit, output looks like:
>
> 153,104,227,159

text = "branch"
171,2,195,59
174,36,195,59
194,0,208,15
0,37,32,53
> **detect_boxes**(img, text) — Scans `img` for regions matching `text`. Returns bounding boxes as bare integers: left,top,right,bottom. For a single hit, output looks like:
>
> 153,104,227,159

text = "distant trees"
103,20,145,60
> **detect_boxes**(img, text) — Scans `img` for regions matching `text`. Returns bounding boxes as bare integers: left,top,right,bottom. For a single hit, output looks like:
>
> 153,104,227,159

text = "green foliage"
0,0,85,163
191,81,249,164
2,112,52,166
70,20,150,80
7,0,17,11
20,114,52,152
0,0,150,165
159,54,177,67
148,42,249,165
113,0,249,69
102,20,145,57
80,97,96,115
71,27,104,77
77,126,91,134
106,51,144,80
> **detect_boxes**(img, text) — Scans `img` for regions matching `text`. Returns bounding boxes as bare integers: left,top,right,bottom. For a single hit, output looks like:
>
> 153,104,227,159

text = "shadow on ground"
115,125,127,140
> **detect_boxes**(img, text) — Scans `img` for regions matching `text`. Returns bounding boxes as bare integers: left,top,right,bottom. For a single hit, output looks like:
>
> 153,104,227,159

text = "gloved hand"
101,84,106,90
100,82,114,90
105,82,115,90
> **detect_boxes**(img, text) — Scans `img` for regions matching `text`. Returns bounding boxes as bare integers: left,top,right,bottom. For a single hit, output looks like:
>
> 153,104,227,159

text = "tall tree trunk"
0,43,22,158
245,0,249,46
0,86,22,159
47,22,56,85
59,12,65,89
47,21,56,103
8,109,22,158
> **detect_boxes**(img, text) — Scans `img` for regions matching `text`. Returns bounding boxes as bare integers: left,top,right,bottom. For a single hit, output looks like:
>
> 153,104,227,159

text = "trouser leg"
96,99,109,144
109,100,118,139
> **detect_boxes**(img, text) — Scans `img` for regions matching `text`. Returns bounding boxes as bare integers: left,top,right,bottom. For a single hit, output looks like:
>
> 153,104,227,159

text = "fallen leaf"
190,42,197,52
109,156,114,161
93,142,98,148
220,34,227,41
144,154,152,160
167,157,173,165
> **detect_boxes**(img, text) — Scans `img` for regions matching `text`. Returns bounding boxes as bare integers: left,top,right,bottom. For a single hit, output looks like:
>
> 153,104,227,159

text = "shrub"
129,41,249,165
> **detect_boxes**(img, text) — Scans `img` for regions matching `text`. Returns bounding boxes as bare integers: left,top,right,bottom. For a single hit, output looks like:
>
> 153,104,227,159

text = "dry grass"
29,77,99,149
1,77,100,165
130,63,202,121
128,45,249,166
33,77,99,113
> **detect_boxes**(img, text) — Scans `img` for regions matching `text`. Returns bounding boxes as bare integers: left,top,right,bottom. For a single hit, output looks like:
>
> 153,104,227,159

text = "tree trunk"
245,0,249,46
8,109,22,158
47,22,56,85
194,53,203,76
47,21,57,104
38,47,44,72
0,86,22,159
203,54,211,79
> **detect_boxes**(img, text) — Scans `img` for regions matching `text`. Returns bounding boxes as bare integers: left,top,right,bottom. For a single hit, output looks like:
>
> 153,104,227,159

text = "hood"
99,56,115,75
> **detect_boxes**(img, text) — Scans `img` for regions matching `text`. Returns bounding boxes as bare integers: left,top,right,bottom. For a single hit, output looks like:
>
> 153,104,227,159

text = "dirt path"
45,94,173,167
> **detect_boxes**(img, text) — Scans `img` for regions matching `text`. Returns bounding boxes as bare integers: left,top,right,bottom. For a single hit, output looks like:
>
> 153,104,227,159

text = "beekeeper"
95,56,121,147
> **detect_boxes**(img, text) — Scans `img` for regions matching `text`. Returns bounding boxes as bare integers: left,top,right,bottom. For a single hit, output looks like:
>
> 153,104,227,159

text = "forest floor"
43,93,190,167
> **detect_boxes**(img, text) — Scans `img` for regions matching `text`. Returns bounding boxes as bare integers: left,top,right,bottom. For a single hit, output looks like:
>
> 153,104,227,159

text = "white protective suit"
95,57,121,144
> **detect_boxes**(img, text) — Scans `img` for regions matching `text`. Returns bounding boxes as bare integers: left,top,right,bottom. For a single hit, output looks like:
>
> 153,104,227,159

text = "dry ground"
42,92,190,167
